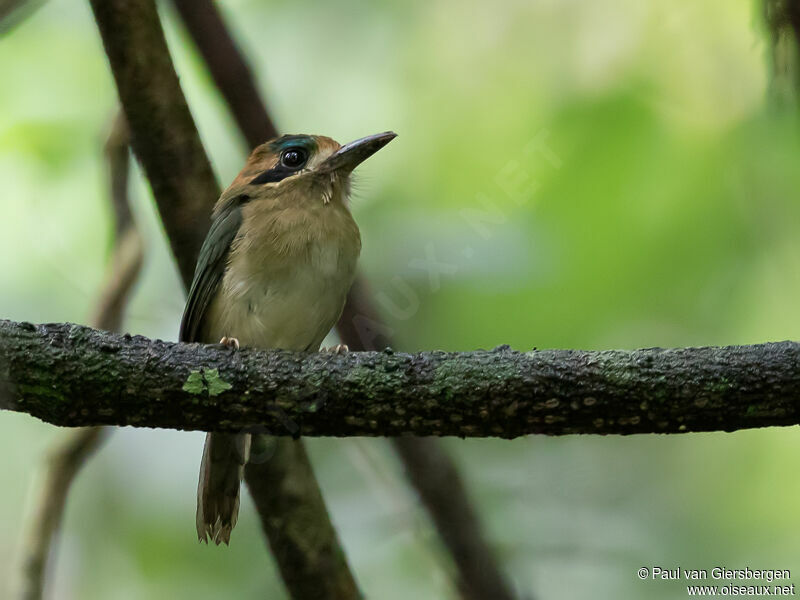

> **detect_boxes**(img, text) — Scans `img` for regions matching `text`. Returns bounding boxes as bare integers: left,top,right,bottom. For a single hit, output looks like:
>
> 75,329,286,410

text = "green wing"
179,202,245,343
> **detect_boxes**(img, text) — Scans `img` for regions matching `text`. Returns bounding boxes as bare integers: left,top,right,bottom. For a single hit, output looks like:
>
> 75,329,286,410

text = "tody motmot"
179,131,396,544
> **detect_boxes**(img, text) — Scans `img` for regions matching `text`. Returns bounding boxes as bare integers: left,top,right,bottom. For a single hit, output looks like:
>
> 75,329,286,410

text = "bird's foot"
321,344,349,354
219,336,240,350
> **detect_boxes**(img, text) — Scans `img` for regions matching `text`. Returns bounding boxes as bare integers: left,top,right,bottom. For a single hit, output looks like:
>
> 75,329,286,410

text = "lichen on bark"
2,319,800,438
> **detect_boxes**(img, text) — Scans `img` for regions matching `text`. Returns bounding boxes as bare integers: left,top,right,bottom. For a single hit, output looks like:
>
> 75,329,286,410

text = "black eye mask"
249,147,309,185
249,165,298,185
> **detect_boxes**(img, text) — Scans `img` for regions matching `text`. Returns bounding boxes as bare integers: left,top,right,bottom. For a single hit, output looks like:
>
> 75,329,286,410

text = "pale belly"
202,242,357,351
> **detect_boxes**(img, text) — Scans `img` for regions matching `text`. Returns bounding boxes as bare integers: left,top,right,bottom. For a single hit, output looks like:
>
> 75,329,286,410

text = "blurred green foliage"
1,0,799,598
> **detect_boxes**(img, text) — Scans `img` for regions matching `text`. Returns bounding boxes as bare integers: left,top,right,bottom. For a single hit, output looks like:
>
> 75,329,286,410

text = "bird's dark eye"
281,148,307,169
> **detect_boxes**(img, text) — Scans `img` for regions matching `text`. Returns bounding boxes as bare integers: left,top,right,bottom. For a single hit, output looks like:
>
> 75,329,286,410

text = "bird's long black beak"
321,131,397,173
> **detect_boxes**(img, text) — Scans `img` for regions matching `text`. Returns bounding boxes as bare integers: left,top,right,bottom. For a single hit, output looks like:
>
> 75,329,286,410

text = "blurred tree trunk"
765,0,800,106
16,113,142,600
87,1,362,597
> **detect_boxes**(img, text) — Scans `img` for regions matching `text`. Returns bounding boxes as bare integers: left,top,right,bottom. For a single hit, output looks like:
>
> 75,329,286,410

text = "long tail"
196,432,251,545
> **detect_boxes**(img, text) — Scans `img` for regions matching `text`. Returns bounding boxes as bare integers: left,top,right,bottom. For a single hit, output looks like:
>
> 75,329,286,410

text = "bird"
179,131,396,544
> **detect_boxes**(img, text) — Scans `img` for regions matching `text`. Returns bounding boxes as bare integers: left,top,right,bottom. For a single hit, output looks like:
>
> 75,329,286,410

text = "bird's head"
217,132,396,214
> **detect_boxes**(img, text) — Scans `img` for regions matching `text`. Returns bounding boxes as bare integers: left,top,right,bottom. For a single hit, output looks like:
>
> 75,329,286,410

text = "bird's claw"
321,344,349,354
219,336,240,350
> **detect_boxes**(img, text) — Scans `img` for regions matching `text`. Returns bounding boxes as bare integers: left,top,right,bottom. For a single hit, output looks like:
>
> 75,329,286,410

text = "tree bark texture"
2,320,798,437
89,0,218,286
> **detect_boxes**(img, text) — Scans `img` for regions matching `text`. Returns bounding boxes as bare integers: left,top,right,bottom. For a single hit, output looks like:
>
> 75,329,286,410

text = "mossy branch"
2,319,798,437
